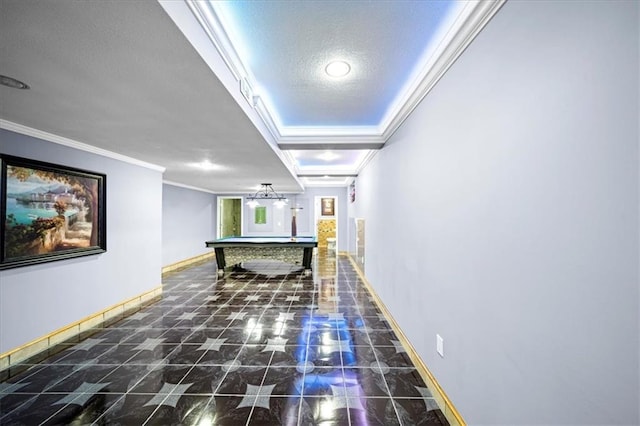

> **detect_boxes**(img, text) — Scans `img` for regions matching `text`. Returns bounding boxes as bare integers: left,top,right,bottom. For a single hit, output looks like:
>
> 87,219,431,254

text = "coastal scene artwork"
1,155,106,269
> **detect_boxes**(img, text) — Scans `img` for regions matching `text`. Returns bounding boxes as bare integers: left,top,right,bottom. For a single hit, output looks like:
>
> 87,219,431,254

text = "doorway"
315,196,338,252
218,197,242,238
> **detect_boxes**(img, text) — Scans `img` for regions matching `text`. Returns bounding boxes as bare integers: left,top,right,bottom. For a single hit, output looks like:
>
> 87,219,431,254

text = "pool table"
205,236,317,275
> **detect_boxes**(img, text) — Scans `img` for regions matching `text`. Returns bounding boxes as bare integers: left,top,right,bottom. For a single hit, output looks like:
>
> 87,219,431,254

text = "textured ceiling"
212,0,457,128
0,0,300,193
1,0,504,192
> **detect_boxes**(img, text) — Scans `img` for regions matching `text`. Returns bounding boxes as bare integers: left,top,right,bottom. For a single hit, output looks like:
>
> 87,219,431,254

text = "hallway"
0,253,446,425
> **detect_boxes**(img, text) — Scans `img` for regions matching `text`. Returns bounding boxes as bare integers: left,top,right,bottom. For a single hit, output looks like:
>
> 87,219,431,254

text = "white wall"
244,198,291,235
220,193,309,237
303,186,348,251
349,1,639,424
162,183,216,266
0,129,163,353
231,187,348,251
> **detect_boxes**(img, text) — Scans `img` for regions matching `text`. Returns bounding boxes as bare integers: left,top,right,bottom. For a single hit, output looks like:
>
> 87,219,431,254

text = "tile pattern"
0,253,447,425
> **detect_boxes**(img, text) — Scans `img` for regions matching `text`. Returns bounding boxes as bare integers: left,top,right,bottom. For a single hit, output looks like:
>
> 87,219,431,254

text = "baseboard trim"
346,254,466,426
0,285,162,373
162,251,216,274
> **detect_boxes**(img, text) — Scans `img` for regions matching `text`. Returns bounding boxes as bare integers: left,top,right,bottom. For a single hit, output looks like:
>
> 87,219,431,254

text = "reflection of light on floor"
273,320,287,336
196,413,215,426
320,331,334,346
286,370,369,425
318,276,337,312
244,317,263,342
285,314,369,425
318,398,336,421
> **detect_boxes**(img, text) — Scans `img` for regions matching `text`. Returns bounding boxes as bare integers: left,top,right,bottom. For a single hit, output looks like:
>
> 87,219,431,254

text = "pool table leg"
302,247,314,275
214,248,226,277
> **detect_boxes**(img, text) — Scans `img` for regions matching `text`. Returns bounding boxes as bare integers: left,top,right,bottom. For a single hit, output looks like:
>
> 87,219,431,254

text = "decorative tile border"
0,286,162,372
162,251,216,274
346,253,466,426
223,246,304,267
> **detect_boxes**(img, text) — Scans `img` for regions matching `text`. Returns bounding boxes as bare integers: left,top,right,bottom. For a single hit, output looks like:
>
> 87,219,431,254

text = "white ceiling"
0,0,503,193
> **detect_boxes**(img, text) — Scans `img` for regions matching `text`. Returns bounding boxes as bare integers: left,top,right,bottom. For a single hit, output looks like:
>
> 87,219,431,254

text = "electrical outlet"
436,334,444,358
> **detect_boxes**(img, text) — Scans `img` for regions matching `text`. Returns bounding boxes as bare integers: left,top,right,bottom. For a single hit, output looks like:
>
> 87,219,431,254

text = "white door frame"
217,196,243,238
314,195,338,248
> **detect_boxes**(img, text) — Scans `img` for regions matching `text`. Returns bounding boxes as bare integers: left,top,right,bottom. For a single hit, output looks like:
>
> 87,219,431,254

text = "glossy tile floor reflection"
0,253,447,425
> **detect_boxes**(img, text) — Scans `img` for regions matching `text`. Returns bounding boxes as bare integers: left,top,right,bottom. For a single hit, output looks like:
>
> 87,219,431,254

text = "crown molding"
162,180,217,194
185,0,247,82
254,98,384,154
297,173,357,177
282,146,376,183
252,97,305,192
278,142,384,150
278,125,381,138
277,128,384,148
0,120,166,172
278,133,384,145
355,150,379,174
301,176,353,187
380,0,507,141
254,96,282,142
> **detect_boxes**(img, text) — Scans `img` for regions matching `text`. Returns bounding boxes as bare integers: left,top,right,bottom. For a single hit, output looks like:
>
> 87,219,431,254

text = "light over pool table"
205,236,318,275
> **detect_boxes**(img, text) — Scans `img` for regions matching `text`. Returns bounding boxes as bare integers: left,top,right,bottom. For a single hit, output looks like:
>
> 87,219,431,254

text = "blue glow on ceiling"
293,150,366,168
212,1,459,128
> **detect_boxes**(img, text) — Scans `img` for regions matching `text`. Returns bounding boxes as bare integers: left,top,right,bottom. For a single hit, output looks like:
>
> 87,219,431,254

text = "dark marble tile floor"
0,253,447,425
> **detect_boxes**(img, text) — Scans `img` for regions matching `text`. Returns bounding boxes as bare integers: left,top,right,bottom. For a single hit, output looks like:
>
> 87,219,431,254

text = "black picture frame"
0,154,107,270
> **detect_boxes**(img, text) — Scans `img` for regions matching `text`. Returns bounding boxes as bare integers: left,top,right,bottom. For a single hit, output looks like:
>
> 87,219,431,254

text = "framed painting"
321,197,335,216
0,154,107,270
254,206,267,224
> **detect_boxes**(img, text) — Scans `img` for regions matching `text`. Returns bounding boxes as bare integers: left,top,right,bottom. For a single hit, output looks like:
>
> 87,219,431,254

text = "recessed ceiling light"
325,61,351,78
0,75,30,90
318,151,339,161
189,160,223,171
